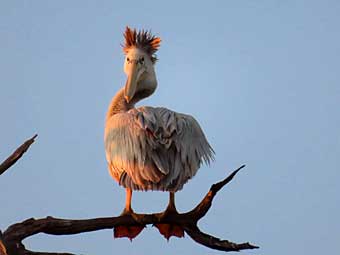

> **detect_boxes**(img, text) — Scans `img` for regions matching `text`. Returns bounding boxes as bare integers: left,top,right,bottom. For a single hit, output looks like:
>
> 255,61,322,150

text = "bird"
104,27,214,239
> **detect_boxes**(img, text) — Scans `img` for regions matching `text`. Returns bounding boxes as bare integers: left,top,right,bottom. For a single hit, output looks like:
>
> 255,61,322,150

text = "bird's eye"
127,57,130,62
140,57,144,64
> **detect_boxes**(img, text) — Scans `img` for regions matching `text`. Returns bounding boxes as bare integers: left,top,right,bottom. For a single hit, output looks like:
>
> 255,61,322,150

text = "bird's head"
122,27,161,103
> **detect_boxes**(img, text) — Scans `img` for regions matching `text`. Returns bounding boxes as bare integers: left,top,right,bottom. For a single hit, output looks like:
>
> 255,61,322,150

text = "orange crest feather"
123,26,161,63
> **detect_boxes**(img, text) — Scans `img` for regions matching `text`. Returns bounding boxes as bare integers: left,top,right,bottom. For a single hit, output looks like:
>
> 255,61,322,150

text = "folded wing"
104,106,214,191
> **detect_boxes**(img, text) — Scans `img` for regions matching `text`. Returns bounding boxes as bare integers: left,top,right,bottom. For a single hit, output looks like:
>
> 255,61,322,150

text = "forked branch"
1,136,258,254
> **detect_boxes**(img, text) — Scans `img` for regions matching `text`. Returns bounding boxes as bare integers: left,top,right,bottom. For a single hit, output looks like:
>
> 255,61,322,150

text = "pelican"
104,27,214,239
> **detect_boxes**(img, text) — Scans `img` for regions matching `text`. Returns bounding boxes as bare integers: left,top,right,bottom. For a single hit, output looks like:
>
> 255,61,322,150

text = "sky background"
1,1,339,254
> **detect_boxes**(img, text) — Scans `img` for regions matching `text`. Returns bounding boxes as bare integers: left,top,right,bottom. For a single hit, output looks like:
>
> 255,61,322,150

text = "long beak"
124,61,138,103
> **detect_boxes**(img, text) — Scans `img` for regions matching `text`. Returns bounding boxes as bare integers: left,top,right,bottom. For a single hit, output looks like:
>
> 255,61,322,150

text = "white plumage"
104,27,214,220
105,106,214,192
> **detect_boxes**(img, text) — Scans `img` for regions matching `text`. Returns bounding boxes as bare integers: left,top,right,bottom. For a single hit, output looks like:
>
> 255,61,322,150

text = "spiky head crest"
123,26,161,63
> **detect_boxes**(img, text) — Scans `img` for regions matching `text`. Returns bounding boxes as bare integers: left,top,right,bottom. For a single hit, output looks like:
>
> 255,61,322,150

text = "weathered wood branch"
2,166,258,254
184,225,257,252
1,136,259,254
0,134,37,176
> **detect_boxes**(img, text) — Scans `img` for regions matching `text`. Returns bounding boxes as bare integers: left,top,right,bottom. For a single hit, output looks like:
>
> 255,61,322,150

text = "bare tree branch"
184,225,257,252
184,165,245,221
0,134,37,176
2,166,258,254
1,136,258,254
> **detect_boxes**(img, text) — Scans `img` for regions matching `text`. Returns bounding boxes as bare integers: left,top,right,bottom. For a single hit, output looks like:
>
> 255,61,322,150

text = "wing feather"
105,106,214,191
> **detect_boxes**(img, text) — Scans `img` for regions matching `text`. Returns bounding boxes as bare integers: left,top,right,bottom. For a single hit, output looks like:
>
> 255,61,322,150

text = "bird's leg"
121,187,133,215
165,192,178,214
155,192,184,240
114,188,145,240
165,191,178,214
121,188,143,221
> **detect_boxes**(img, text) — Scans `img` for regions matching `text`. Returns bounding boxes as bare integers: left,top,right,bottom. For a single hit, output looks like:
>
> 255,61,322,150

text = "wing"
104,106,214,191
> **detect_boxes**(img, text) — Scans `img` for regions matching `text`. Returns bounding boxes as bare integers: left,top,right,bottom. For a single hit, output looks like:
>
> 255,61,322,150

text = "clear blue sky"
1,1,339,254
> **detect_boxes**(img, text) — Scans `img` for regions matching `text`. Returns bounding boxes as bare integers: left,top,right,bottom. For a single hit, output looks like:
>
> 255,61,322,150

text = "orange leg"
155,192,184,240
114,188,145,240
123,187,133,214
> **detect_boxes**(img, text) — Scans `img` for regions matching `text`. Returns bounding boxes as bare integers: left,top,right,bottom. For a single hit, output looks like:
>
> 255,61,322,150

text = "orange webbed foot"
154,223,184,240
113,208,145,241
114,225,145,241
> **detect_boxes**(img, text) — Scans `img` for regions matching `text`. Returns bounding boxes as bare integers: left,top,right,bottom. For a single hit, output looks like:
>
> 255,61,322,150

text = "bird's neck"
106,88,134,120
106,87,154,121
106,74,157,120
